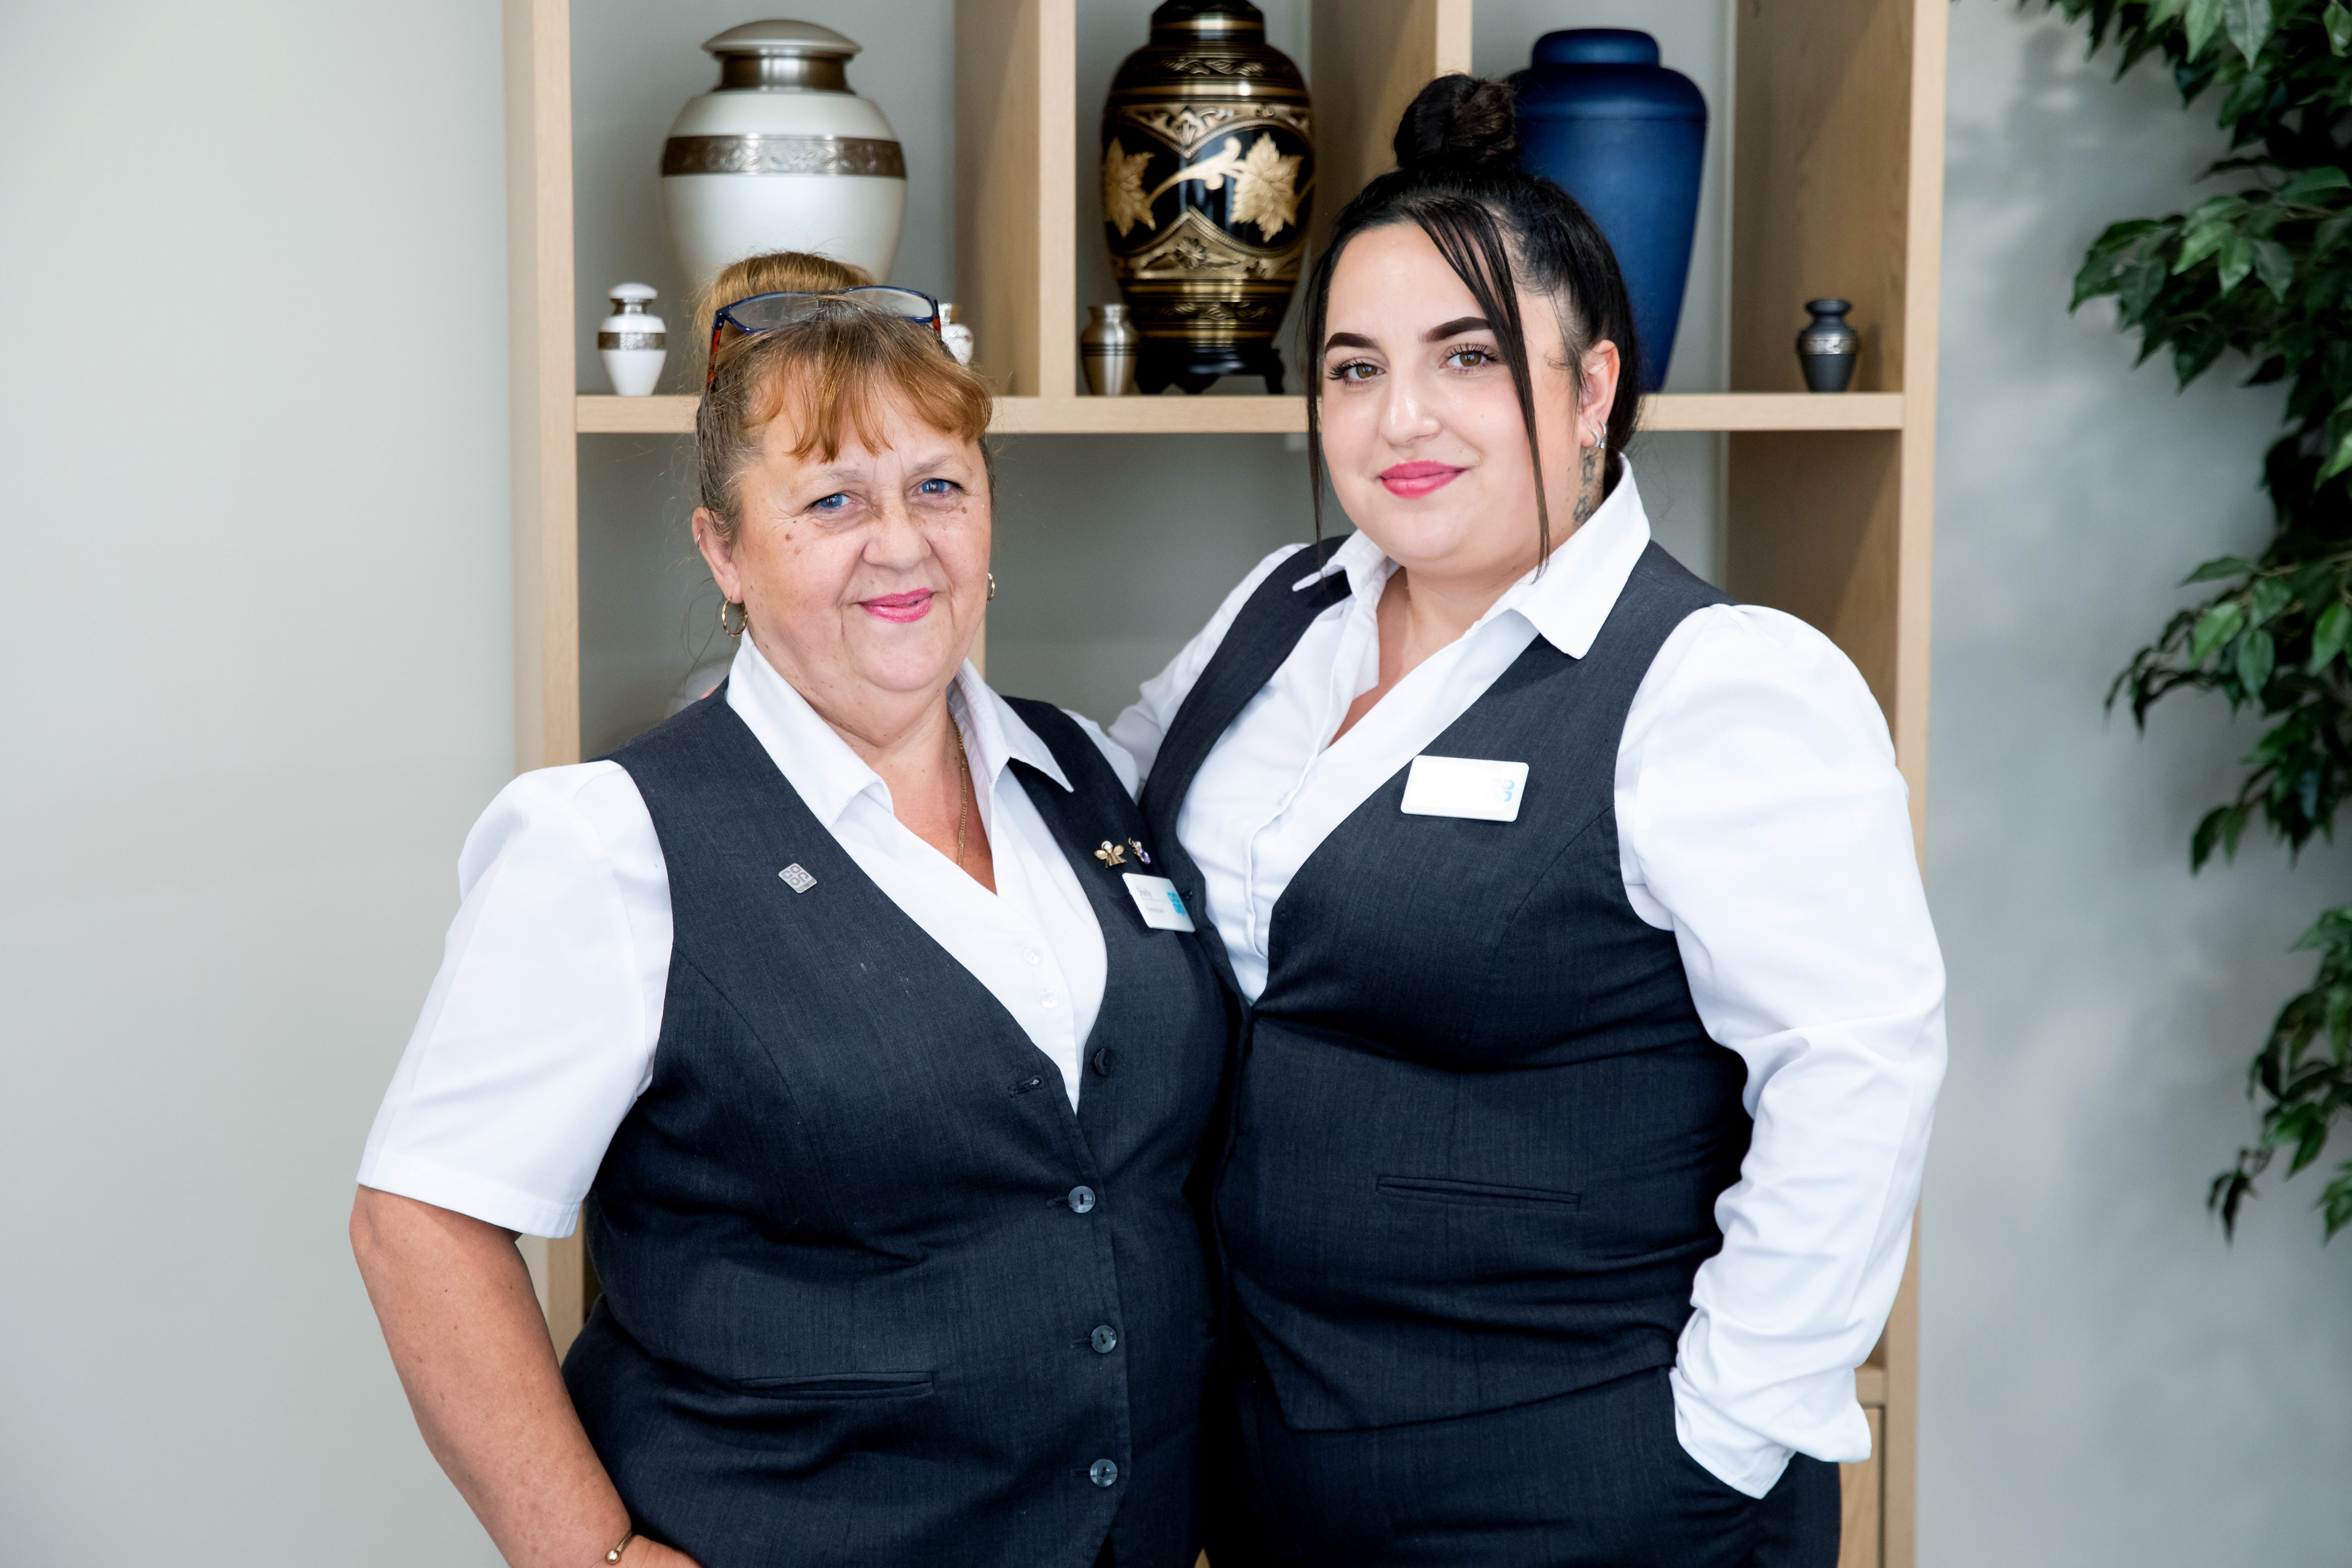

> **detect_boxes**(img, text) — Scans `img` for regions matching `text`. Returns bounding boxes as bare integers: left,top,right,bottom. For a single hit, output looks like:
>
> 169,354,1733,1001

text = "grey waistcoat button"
1067,1185,1096,1214
1090,1324,1119,1354
1089,1459,1119,1487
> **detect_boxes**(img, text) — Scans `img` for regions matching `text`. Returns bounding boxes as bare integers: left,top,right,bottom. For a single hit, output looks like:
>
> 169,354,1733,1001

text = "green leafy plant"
2036,0,2352,1238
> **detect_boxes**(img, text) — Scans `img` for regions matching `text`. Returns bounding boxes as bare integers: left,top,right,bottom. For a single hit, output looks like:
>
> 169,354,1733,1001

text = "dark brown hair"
694,252,993,542
1301,74,1642,564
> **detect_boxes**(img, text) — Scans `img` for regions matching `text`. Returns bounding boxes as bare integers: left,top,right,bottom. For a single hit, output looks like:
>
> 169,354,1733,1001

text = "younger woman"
1115,78,1945,1567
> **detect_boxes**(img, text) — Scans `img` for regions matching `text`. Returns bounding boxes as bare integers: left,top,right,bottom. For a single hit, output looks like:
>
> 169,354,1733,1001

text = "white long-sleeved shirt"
358,632,1138,1239
1109,466,1945,1498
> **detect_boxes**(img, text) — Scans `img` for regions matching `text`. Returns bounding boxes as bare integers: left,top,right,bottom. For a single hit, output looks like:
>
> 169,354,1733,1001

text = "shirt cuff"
355,1149,581,1239
1669,1365,1796,1499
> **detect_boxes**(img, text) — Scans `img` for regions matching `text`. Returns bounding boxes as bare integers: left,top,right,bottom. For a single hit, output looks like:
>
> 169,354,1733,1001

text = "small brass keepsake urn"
1101,2,1312,394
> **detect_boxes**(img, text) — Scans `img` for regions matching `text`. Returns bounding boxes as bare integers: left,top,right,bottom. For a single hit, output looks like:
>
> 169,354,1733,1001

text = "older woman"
351,253,1228,1568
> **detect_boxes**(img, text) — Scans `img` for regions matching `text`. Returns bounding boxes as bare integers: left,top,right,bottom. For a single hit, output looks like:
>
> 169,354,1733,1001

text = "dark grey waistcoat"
1139,540,1751,1431
565,691,1229,1567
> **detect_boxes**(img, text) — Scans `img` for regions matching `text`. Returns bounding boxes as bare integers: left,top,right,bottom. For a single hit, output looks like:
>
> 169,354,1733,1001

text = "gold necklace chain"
951,716,971,871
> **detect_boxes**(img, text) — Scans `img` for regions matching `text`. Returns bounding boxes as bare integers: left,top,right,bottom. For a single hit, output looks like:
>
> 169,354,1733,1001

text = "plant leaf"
2176,218,2238,271
2225,0,2274,59
2276,167,2352,203
2220,232,2258,293
2252,238,2296,299
2187,193,2247,227
2119,256,2170,317
2239,626,2278,691
2248,574,2293,626
2220,66,2274,123
2183,555,2256,584
2330,0,2352,55
2321,423,2352,481
2192,600,2248,664
2187,0,2230,58
2310,602,2352,671
2324,1167,2352,1238
2193,804,2250,867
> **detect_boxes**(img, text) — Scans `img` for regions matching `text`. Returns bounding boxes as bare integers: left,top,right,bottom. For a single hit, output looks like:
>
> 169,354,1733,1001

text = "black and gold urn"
1101,2,1313,394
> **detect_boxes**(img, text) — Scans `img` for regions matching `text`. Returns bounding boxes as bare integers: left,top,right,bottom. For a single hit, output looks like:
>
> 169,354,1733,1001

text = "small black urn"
1796,299,1859,393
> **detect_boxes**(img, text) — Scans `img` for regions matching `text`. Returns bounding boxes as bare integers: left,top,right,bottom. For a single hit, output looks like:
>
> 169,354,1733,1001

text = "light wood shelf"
509,4,1943,1564
575,390,1907,436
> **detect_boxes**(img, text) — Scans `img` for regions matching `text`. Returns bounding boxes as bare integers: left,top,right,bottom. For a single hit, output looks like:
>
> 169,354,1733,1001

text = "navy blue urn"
1514,29,1706,391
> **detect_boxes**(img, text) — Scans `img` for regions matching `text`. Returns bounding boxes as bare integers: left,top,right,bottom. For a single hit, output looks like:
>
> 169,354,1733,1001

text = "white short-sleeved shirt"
358,634,1138,1240
1109,466,1947,1499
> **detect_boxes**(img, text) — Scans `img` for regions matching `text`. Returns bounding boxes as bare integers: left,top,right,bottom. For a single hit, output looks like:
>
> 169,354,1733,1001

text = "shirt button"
1090,1324,1119,1354
1025,949,1042,965
1042,993,1059,1008
1091,1047,1118,1077
1089,1459,1119,1488
1067,1185,1096,1213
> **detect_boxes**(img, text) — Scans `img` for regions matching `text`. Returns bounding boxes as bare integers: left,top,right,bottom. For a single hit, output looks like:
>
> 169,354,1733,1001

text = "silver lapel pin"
779,864,817,893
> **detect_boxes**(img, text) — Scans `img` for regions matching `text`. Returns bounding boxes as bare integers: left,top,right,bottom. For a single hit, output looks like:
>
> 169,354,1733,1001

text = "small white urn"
940,303,975,367
598,283,667,396
661,20,907,294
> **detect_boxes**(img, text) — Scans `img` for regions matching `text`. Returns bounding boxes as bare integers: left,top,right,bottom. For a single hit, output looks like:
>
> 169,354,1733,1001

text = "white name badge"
1123,873,1198,932
1399,754,1530,822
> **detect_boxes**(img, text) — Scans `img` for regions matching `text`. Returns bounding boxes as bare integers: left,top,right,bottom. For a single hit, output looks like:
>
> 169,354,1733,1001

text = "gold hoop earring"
986,572,997,603
720,599,748,638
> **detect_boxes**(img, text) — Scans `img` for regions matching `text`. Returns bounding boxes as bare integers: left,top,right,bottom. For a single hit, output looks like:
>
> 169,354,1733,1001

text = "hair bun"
1392,74,1519,174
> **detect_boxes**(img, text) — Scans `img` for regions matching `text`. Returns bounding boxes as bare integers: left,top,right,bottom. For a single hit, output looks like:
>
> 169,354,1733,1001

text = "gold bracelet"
604,1526,635,1564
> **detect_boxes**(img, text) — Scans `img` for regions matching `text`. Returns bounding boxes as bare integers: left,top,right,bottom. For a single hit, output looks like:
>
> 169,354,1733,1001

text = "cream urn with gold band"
661,20,907,296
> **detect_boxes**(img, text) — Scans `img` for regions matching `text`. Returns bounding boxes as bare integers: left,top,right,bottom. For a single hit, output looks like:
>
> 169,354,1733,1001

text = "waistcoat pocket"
1377,1175,1582,1210
736,1371,935,1400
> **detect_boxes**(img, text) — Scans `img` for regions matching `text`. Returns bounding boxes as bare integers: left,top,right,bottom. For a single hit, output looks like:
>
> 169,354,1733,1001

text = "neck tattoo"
1572,440,1603,530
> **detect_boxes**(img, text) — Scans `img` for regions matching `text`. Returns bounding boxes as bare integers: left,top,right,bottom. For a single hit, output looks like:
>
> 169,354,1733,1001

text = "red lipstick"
860,589,935,624
1379,461,1464,498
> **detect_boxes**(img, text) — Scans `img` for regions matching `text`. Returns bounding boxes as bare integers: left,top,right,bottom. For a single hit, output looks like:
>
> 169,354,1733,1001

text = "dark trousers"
1204,1356,1840,1568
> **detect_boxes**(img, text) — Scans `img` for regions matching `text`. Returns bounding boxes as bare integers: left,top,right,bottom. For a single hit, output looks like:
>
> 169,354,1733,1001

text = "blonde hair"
693,252,993,542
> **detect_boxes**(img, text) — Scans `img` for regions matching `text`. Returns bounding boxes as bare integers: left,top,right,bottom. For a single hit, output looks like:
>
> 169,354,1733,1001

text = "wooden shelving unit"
575,389,1911,435
504,2,1944,1563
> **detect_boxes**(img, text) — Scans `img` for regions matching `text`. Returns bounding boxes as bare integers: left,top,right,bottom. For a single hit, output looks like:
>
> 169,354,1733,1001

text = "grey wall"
1925,4,2352,1562
0,3,512,1563
5,0,2350,1562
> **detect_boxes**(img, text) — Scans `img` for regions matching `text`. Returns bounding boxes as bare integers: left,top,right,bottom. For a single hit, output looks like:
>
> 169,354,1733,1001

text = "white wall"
0,4,510,1563
1925,4,2352,1562
5,1,2350,1563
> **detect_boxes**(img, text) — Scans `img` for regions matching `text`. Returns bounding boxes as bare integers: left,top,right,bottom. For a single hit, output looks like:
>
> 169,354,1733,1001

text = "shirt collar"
724,637,1070,830
1289,461,1654,660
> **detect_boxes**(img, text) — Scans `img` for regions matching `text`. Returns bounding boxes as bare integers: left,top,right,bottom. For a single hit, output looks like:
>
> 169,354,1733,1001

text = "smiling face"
1317,221,1621,591
693,391,990,727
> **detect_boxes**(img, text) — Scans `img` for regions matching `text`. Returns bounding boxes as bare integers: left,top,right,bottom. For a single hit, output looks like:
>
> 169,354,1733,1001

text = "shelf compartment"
1644,393,1903,432
574,390,1905,436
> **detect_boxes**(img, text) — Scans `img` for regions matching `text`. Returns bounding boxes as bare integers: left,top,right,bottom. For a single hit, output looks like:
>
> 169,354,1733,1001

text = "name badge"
1123,873,1197,932
1399,754,1529,822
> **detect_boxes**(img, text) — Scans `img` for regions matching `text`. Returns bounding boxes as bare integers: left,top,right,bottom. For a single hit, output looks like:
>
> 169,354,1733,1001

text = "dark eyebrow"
1423,315,1491,342
1323,331,1376,352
